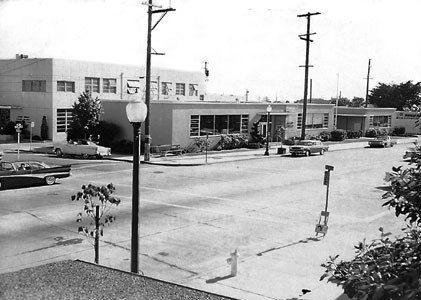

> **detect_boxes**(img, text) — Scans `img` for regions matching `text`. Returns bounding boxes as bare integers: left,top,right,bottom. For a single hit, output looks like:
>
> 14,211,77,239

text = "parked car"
368,135,397,148
53,140,111,159
0,160,71,189
289,140,329,157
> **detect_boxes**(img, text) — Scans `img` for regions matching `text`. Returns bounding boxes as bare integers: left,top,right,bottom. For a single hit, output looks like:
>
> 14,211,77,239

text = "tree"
329,97,350,106
368,81,421,110
321,148,421,299
349,97,365,107
72,183,121,264
68,90,103,141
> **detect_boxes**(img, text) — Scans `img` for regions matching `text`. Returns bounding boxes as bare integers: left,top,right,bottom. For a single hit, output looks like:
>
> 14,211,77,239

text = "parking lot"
0,142,413,299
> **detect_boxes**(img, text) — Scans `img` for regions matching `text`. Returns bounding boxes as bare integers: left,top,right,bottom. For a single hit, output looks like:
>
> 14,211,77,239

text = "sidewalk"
1,137,418,166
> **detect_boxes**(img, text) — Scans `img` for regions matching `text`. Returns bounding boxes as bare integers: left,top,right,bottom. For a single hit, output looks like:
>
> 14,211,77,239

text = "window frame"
103,78,117,94
85,77,100,93
22,80,46,92
175,83,185,96
57,81,75,92
189,114,249,137
56,108,73,133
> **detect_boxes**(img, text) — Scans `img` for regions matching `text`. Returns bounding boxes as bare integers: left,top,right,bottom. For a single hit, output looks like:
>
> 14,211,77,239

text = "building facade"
0,56,205,141
0,56,336,147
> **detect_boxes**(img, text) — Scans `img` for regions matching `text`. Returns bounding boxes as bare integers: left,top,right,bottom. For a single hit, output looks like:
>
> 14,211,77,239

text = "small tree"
71,183,121,264
68,90,103,141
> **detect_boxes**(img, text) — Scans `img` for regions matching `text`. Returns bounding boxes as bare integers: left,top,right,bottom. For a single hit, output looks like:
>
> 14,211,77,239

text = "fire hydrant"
226,249,239,276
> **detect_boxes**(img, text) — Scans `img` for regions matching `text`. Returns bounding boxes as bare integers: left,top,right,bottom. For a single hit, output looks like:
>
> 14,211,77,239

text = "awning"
258,112,295,116
0,105,22,109
336,114,368,117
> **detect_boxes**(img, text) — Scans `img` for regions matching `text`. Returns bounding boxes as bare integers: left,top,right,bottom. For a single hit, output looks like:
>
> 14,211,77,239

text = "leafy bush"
346,130,363,139
217,134,248,150
392,126,406,136
193,137,210,152
330,129,347,141
247,142,261,149
250,121,264,145
110,139,134,154
32,135,41,141
91,121,121,146
322,226,421,300
318,131,331,142
2,121,16,135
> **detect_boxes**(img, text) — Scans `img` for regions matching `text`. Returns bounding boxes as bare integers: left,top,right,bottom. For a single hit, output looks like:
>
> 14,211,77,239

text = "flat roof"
0,260,239,300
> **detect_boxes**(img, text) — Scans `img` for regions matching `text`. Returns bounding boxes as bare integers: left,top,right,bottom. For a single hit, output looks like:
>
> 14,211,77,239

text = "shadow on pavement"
206,274,235,284
256,236,322,256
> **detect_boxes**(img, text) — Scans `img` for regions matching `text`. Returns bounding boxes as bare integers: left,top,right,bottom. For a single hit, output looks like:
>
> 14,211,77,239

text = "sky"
0,0,420,102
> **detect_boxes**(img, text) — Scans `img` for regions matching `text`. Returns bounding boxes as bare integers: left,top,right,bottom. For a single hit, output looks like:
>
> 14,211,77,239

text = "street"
0,144,411,300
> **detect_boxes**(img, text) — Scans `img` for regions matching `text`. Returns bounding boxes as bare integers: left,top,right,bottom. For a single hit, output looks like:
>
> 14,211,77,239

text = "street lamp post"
126,100,148,274
264,105,272,156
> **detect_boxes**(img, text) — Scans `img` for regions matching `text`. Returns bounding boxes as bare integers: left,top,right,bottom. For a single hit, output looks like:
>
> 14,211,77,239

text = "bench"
151,145,185,157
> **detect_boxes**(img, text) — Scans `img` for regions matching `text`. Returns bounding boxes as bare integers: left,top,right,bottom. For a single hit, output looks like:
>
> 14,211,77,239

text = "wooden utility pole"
298,12,321,140
364,59,372,108
143,0,175,161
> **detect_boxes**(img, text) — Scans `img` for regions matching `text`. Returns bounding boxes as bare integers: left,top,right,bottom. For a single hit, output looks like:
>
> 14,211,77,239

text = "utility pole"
364,58,372,108
143,0,175,161
298,12,321,140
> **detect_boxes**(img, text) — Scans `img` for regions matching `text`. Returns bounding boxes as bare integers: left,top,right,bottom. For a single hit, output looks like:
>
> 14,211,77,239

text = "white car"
53,140,111,159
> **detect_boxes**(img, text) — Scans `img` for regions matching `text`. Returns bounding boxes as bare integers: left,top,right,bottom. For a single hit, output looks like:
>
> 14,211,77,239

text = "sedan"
289,140,329,157
0,161,71,189
53,140,111,159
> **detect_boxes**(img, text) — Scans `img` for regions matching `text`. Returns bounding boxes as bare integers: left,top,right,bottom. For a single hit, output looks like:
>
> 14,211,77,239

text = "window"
189,114,249,137
57,81,75,92
22,80,46,92
103,78,116,93
373,116,391,127
57,109,73,133
85,77,100,93
297,113,302,130
323,113,329,128
189,84,198,96
176,83,185,95
162,82,172,96
127,80,140,94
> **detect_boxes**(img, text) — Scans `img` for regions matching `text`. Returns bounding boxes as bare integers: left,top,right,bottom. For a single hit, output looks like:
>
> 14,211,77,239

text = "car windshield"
297,141,314,146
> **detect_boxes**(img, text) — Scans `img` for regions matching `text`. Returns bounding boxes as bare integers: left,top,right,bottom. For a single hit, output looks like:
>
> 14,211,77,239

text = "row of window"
23,79,199,96
190,114,249,137
297,113,329,129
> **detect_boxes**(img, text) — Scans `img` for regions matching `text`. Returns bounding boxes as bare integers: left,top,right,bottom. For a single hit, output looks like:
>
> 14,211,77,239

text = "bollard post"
94,205,100,264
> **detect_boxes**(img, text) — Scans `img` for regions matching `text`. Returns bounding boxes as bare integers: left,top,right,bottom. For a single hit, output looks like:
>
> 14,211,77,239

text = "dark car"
289,140,329,157
0,161,71,189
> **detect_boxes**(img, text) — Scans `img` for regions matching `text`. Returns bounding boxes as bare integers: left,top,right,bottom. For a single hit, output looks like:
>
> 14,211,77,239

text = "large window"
57,81,75,92
103,78,116,93
373,115,391,127
22,80,46,92
57,109,73,133
176,83,185,95
190,114,249,137
85,77,100,93
297,113,328,129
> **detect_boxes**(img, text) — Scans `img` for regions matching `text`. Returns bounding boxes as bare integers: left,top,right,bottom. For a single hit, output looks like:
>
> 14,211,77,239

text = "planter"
277,147,287,155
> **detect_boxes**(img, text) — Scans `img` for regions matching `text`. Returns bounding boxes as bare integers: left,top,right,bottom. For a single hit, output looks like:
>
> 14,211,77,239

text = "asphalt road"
0,144,412,300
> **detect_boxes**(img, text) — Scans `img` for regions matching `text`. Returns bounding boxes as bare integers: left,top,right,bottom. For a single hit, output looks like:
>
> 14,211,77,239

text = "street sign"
15,123,23,133
31,121,35,128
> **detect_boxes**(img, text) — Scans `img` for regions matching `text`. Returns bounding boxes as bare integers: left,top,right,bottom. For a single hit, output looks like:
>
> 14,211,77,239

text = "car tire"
305,151,310,157
320,149,325,155
82,153,89,159
55,149,63,157
45,176,56,185
0,180,2,189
